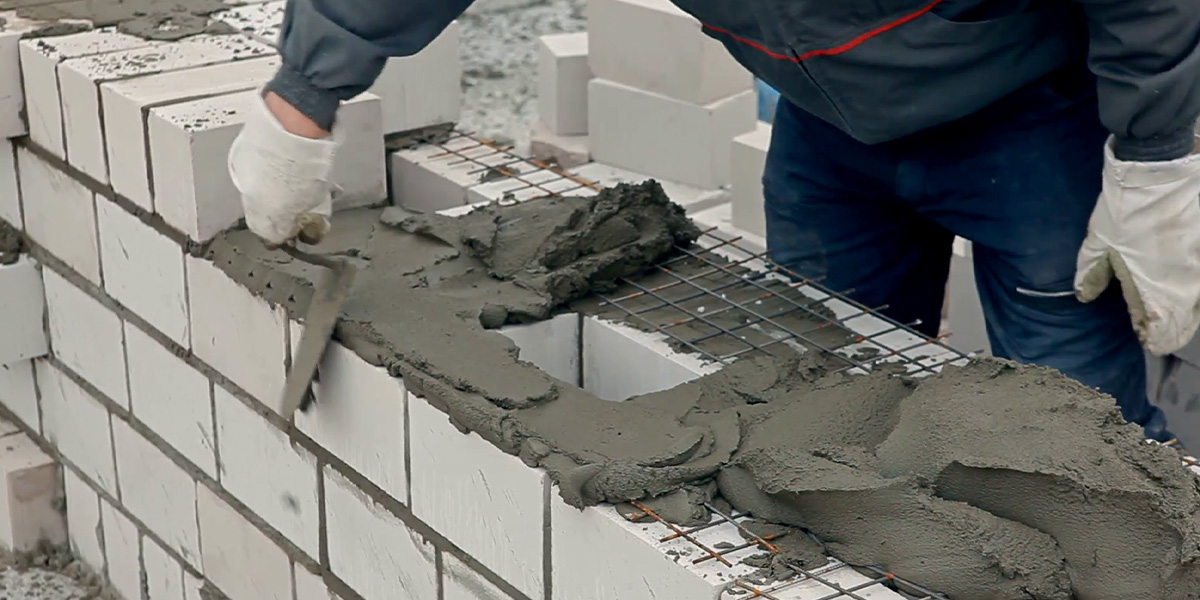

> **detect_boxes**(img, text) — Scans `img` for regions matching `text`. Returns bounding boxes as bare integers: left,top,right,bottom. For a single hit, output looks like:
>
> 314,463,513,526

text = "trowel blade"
280,258,356,418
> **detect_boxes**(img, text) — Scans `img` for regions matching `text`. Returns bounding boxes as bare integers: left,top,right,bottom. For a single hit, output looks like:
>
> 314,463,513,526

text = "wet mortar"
201,183,1200,600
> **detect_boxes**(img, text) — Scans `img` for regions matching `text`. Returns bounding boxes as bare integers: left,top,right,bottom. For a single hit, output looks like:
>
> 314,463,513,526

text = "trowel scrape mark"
207,182,1200,599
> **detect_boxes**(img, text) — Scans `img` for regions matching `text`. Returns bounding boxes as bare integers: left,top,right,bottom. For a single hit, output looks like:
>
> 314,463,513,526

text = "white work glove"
228,89,341,246
1075,137,1200,355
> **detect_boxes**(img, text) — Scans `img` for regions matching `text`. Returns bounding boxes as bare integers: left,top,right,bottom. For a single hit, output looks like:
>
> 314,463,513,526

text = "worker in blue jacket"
228,0,1200,442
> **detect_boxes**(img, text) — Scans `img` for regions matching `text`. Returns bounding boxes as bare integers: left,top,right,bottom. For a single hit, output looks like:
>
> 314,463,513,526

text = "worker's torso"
671,0,1090,144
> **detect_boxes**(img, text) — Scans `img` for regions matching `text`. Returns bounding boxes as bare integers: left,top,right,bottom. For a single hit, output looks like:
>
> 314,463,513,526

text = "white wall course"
0,361,38,433
389,136,501,212
125,323,216,480
100,499,141,600
144,535,186,600
19,28,156,158
102,55,281,211
294,564,338,600
58,34,272,183
0,25,26,139
187,255,287,409
324,467,438,600
582,317,712,401
63,467,105,575
183,572,205,600
538,32,591,136
0,257,49,365
586,0,751,105
112,419,201,568
216,0,286,41
589,79,755,189
96,196,190,345
215,386,319,558
36,360,117,496
443,552,512,600
42,268,129,408
0,433,66,551
0,140,18,225
729,122,771,238
197,484,292,600
17,146,101,285
409,394,545,599
295,342,406,503
369,22,461,135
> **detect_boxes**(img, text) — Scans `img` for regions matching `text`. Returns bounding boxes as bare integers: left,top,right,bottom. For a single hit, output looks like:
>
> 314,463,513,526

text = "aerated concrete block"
198,484,293,600
63,467,104,575
586,0,751,105
100,499,141,600
58,34,273,183
0,361,38,433
328,93,388,209
390,136,516,212
538,32,591,136
442,553,509,600
17,146,101,285
112,419,201,568
528,119,590,169
325,467,439,600
43,268,129,408
19,28,156,158
38,360,117,496
370,21,462,134
589,79,756,189
0,257,48,365
582,317,713,401
124,323,216,479
499,313,581,386
294,564,339,600
0,432,66,552
143,536,186,600
295,342,406,503
729,122,771,238
187,255,287,409
96,196,189,345
215,386,320,559
0,140,17,226
409,394,546,599
690,202,766,256
102,55,281,211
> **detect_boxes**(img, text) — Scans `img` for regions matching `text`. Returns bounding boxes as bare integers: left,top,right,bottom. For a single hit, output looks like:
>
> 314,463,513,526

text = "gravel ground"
11,3,580,598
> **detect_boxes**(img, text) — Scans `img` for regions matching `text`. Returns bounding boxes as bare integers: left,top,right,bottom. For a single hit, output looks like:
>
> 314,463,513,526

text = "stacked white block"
0,257,48,366
217,0,462,135
532,32,592,168
0,426,66,552
729,122,771,238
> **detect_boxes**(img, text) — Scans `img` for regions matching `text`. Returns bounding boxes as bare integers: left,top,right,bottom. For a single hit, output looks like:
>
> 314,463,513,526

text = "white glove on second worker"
228,89,341,246
1075,137,1200,355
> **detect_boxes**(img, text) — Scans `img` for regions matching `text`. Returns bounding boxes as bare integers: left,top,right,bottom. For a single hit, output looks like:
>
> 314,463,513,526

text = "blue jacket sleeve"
265,0,475,130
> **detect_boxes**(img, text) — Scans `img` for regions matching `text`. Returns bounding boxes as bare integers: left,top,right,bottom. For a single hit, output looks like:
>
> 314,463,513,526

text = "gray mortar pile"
198,182,1200,600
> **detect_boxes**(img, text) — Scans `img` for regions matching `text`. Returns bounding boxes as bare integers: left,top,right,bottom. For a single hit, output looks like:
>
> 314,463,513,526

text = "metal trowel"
275,218,357,419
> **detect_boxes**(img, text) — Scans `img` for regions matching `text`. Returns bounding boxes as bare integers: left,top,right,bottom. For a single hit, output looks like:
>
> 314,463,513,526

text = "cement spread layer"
208,185,1200,599
3,0,233,39
0,219,23,265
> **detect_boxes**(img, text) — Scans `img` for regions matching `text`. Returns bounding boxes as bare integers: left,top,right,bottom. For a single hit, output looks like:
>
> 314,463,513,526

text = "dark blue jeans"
762,68,1172,441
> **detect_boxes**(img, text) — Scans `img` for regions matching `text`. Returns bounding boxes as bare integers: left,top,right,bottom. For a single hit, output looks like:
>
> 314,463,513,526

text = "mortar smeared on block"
205,181,1200,600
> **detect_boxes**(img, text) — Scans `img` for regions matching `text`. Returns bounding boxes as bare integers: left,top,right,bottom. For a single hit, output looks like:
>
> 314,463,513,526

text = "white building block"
96,196,189,345
187,255,287,408
369,22,461,135
570,161,730,213
215,386,319,558
0,257,48,365
529,120,589,169
125,323,216,479
0,433,66,551
589,79,755,189
216,0,286,41
328,93,387,209
112,419,201,567
19,28,156,158
324,467,438,600
100,499,141,600
0,140,19,225
197,484,292,600
389,136,512,212
0,419,14,438
63,467,105,575
0,361,38,432
582,317,713,401
465,162,599,206
37,359,117,495
295,343,406,503
729,122,770,238
538,32,591,136
42,268,129,408
102,55,280,211
499,313,580,385
586,0,751,105
144,536,185,600
294,564,338,600
184,572,205,600
443,553,509,600
0,24,27,139
409,394,545,599
691,202,766,256
58,34,273,183
17,146,101,285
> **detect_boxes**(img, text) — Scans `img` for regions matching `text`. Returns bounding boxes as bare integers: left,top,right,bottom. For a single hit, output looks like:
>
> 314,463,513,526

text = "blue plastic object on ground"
755,78,780,124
